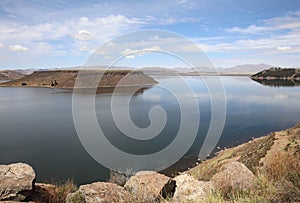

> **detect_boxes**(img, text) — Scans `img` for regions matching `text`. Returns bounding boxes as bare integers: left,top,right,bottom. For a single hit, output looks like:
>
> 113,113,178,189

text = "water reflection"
252,78,300,87
0,77,300,185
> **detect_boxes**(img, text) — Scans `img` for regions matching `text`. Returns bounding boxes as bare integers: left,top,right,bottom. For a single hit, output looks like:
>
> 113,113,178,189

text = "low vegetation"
251,67,300,79
190,124,300,203
197,152,299,202
29,179,77,203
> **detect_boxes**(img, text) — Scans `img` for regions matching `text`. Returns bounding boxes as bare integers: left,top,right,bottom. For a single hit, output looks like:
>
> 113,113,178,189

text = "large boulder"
171,174,212,203
124,171,176,202
0,163,36,201
66,182,134,203
211,161,256,191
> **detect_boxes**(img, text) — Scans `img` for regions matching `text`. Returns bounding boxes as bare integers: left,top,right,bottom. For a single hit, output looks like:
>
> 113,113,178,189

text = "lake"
0,76,300,185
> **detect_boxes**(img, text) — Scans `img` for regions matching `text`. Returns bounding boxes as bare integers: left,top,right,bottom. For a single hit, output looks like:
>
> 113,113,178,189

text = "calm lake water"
1,76,300,185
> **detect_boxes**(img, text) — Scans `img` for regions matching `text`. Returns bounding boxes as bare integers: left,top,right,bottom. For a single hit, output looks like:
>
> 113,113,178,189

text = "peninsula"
0,70,158,90
251,67,300,87
251,67,300,80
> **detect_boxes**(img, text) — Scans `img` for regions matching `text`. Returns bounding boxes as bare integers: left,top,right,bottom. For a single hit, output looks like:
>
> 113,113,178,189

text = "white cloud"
227,11,300,34
0,14,148,58
121,45,162,56
73,30,94,41
125,55,135,59
277,46,292,51
0,43,3,48
103,55,113,59
80,46,90,51
0,14,144,49
178,0,187,4
226,25,266,34
159,16,199,25
30,42,53,55
9,44,29,52
191,29,300,54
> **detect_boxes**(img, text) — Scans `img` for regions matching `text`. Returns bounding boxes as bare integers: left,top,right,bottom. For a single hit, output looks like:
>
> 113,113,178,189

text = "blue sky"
0,0,300,69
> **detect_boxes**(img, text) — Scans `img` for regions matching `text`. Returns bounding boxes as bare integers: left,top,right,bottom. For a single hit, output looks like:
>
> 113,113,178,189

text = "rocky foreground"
1,123,299,203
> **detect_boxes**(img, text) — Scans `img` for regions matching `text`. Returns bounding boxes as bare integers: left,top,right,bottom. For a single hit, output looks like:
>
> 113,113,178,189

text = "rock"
170,174,212,203
28,183,57,203
108,171,130,187
0,163,36,201
211,161,256,190
124,171,176,202
66,182,134,203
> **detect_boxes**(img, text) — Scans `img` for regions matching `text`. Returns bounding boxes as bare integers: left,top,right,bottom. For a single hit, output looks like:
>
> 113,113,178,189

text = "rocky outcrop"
0,163,36,201
171,174,212,203
108,170,130,187
66,182,134,203
211,161,256,190
124,171,176,202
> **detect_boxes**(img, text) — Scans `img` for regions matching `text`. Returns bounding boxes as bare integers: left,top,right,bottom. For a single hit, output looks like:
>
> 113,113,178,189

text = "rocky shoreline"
1,123,299,202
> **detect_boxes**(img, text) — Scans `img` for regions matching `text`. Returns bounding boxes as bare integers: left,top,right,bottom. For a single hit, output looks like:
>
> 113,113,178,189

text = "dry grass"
263,151,300,202
232,133,275,173
30,179,77,203
190,123,300,203
188,149,235,181
188,134,275,182
195,150,300,203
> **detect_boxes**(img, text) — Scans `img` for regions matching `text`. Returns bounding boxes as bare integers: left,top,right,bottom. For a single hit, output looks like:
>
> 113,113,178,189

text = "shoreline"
1,122,299,202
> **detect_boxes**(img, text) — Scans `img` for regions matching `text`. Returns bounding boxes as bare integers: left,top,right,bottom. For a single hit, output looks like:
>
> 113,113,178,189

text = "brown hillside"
0,70,26,80
0,70,157,89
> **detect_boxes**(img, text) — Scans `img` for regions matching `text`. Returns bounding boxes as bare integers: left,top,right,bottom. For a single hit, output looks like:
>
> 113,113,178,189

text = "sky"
0,0,300,69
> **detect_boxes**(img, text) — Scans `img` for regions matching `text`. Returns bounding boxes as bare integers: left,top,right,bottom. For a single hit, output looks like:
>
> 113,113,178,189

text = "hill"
0,70,26,80
219,63,271,74
251,67,300,79
177,64,273,76
0,70,157,89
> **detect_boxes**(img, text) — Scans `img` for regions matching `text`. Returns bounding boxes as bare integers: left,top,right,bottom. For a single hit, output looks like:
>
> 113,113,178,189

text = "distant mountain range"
0,63,278,78
217,63,272,74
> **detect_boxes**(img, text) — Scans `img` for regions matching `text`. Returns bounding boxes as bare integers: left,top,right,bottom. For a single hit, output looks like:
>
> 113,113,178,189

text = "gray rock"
171,174,212,203
0,163,36,201
108,171,130,187
211,161,256,190
66,182,134,203
124,171,176,202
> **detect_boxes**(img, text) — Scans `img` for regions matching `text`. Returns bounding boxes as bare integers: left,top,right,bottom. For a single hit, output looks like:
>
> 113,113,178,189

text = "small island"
251,67,300,87
251,67,300,80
